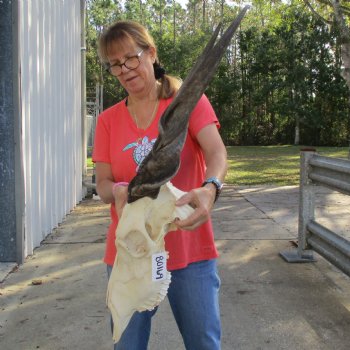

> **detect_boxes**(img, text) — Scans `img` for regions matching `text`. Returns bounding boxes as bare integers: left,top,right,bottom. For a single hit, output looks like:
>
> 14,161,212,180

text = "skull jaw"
107,182,194,343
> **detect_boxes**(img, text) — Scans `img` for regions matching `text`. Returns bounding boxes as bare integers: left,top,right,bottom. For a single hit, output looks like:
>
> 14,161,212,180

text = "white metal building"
0,0,86,263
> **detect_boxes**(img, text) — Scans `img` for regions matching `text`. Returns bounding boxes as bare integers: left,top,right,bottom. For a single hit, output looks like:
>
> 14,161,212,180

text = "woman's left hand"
174,185,216,231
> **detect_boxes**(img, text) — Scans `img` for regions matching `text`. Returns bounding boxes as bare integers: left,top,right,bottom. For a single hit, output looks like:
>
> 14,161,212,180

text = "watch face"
207,177,223,190
216,179,223,190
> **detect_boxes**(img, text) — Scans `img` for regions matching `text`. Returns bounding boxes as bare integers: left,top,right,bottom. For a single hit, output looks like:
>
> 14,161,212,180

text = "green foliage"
85,0,350,146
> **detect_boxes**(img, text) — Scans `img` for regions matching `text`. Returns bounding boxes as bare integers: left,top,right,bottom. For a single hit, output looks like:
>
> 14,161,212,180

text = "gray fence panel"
280,151,350,277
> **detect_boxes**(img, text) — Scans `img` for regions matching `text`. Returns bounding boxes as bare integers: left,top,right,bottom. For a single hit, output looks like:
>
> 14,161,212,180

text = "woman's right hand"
113,185,128,219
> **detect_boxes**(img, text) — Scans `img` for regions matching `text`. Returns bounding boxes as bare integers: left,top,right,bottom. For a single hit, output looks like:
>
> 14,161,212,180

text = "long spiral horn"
128,6,250,203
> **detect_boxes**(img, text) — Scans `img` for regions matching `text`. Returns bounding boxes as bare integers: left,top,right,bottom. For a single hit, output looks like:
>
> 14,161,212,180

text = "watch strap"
201,177,223,202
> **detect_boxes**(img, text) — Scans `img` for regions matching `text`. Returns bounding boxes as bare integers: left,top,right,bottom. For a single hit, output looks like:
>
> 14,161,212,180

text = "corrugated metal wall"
19,0,83,256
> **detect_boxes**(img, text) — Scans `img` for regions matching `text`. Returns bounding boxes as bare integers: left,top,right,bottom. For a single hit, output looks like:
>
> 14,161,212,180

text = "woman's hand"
174,185,216,231
113,185,128,219
172,123,227,231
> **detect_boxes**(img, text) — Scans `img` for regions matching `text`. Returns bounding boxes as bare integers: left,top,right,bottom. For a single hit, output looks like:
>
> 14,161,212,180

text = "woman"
93,20,227,350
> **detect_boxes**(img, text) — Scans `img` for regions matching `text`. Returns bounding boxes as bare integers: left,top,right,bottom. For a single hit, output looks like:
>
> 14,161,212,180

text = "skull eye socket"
119,230,149,258
145,222,155,240
145,216,172,242
145,201,174,241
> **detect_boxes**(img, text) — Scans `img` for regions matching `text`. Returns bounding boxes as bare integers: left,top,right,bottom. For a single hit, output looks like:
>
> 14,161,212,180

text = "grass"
227,145,348,186
87,145,349,186
87,157,94,168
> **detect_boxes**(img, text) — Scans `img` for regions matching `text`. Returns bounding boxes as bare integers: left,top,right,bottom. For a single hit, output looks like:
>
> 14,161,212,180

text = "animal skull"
107,182,194,343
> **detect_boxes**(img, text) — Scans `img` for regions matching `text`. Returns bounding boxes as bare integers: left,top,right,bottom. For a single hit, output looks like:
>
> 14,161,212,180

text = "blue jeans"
107,259,221,350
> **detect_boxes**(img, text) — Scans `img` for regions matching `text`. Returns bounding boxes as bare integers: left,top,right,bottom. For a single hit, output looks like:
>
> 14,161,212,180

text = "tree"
84,0,350,146
302,1,350,88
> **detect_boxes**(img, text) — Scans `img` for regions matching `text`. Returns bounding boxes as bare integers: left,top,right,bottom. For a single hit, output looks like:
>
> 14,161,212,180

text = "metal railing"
83,83,103,197
280,151,350,277
86,83,103,150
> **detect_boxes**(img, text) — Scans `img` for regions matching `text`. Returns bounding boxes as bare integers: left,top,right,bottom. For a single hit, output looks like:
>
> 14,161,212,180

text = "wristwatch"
202,177,223,202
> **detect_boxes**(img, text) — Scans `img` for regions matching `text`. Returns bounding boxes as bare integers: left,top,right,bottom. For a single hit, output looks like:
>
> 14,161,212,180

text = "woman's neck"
128,82,159,105
127,82,160,130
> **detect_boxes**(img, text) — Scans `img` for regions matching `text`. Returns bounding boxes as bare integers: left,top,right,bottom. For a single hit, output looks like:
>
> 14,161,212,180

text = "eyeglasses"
106,50,144,76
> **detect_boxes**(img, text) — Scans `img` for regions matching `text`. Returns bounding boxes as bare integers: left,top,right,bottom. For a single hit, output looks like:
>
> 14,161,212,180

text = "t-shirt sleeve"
92,114,111,164
188,94,220,138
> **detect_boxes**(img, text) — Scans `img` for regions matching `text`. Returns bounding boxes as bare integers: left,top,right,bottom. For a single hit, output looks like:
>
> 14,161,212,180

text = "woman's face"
107,39,157,98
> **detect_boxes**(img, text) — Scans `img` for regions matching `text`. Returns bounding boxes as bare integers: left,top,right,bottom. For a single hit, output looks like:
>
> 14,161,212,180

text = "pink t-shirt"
92,94,219,270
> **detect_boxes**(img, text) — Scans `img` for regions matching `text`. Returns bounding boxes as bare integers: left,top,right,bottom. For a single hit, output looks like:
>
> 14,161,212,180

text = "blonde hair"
98,20,181,99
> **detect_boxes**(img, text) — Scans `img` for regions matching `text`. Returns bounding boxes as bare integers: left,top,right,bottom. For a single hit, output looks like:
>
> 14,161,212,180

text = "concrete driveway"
1,186,350,349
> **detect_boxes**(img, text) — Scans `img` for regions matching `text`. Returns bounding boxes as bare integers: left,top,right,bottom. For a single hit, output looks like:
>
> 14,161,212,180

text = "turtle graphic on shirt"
123,136,157,169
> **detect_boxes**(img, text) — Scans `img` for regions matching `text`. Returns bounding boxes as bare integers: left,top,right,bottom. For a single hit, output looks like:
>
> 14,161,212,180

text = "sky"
177,0,188,9
176,1,253,9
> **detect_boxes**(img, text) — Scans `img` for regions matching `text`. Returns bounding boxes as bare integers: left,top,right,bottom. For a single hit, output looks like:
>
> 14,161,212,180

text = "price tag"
152,252,167,281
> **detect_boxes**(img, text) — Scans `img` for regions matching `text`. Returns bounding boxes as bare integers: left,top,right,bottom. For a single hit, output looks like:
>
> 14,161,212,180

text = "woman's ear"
148,46,157,63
